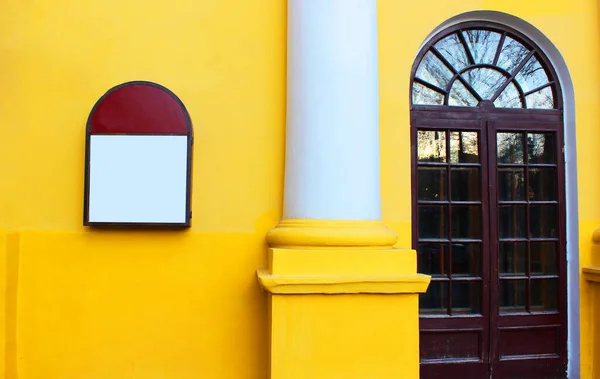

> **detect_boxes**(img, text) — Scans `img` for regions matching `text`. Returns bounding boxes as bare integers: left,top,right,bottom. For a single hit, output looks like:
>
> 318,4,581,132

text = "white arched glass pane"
463,68,505,100
448,81,478,107
413,27,558,110
494,81,522,108
497,36,530,73
516,56,550,92
416,51,454,90
434,33,469,71
525,87,554,109
462,30,502,65
413,82,444,105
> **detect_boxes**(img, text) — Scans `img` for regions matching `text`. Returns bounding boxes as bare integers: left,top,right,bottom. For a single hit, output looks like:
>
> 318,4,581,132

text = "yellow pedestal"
583,266,600,379
257,242,430,379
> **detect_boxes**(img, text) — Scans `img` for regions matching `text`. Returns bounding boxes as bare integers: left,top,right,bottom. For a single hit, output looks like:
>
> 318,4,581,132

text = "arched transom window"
411,25,559,109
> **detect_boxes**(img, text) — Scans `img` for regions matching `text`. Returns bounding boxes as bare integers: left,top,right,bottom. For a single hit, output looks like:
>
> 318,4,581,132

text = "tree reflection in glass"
418,130,446,162
497,36,530,73
516,56,549,92
416,52,454,89
412,28,557,110
448,81,478,106
462,30,502,65
497,132,524,164
494,82,521,108
434,33,469,71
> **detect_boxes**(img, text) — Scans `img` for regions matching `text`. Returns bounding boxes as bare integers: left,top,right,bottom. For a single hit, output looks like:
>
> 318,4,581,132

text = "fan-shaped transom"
412,26,559,109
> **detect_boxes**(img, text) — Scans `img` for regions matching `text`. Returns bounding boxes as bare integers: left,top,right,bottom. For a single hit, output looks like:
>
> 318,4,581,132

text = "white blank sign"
88,135,189,224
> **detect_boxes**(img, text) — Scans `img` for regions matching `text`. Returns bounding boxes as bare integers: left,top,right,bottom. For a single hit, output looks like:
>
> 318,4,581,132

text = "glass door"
489,122,567,379
413,117,567,379
414,122,491,379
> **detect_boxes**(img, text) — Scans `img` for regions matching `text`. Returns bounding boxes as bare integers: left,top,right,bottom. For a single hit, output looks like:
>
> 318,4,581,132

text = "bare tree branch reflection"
412,29,555,109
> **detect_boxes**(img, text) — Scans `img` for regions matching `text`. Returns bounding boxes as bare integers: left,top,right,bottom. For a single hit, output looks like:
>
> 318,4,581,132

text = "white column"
283,0,382,221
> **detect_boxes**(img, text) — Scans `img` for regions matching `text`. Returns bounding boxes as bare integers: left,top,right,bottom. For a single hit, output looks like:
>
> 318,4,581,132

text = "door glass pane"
499,205,527,238
418,130,447,162
494,81,522,108
500,279,527,313
452,281,481,315
419,167,447,201
499,242,527,275
515,56,549,93
525,87,554,109
448,81,479,107
451,205,481,239
531,242,557,275
451,168,480,201
527,133,555,163
531,279,558,311
434,33,469,72
451,243,481,277
420,281,448,315
462,67,505,100
450,131,479,163
497,36,530,73
529,168,556,201
462,30,502,65
497,132,524,163
419,205,448,239
415,51,454,89
498,168,525,201
418,243,449,276
530,204,557,238
417,126,563,320
413,82,444,105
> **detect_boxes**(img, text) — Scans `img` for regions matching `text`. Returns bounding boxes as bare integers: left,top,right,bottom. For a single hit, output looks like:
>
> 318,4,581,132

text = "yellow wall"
1,0,599,377
0,0,286,377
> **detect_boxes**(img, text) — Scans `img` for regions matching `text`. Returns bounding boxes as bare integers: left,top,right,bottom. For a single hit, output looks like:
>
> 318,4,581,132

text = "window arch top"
411,24,560,109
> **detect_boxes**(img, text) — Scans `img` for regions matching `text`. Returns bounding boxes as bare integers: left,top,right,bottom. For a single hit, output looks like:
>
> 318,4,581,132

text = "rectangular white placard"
88,135,189,224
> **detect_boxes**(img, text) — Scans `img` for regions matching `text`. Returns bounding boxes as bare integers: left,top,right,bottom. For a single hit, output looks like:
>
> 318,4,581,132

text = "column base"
265,219,398,249
257,247,430,379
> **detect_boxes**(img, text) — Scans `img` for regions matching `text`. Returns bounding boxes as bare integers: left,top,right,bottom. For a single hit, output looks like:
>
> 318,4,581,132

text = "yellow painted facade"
1,0,600,378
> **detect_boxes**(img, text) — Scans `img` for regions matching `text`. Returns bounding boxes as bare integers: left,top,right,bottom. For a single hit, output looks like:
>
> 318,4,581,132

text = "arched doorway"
411,22,567,379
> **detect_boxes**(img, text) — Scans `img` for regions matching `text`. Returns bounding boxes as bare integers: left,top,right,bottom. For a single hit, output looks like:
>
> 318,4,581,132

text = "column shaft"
284,0,381,220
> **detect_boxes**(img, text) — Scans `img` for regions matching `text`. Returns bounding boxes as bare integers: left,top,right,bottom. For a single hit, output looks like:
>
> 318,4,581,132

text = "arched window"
411,25,560,109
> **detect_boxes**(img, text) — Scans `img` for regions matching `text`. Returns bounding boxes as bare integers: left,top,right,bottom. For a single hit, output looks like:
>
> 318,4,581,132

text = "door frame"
410,11,579,377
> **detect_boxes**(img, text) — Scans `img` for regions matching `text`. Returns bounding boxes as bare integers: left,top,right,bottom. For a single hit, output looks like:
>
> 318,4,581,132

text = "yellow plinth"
583,265,600,378
257,242,430,379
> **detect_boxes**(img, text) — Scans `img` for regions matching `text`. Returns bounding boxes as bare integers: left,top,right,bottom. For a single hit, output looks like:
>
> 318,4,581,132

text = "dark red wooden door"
488,120,567,378
412,110,567,379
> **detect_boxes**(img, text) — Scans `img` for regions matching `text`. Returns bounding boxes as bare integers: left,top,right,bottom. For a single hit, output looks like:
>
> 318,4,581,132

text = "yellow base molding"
258,247,430,295
265,218,398,249
583,266,600,282
258,248,430,294
257,269,430,294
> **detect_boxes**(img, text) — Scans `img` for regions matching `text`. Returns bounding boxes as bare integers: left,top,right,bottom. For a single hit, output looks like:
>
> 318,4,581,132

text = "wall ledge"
256,269,430,294
582,266,600,283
